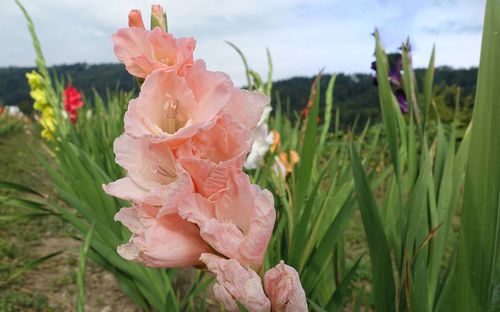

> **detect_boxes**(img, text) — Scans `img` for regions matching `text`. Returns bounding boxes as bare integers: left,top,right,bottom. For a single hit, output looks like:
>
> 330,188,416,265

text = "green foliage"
0,113,25,136
348,29,476,311
454,1,500,310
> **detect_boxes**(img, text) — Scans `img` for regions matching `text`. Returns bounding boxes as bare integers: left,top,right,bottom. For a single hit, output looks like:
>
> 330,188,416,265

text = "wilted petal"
264,261,308,312
200,253,271,312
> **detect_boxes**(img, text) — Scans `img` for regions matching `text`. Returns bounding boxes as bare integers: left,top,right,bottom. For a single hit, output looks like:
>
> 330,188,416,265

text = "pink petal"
200,253,271,312
103,177,146,202
264,261,308,312
105,134,194,206
222,88,269,131
124,69,216,146
112,28,153,78
186,60,234,123
115,203,212,268
112,26,195,78
178,173,276,269
176,115,251,197
177,193,215,226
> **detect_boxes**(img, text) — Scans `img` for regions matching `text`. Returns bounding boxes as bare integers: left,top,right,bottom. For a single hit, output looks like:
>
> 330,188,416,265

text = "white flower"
272,155,286,177
6,106,22,117
244,122,275,169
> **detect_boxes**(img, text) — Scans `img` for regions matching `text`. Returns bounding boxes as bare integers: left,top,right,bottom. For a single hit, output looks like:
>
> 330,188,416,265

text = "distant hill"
0,63,477,127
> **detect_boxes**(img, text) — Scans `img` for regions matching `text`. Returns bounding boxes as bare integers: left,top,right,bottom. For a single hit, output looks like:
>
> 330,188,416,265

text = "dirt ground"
0,129,139,312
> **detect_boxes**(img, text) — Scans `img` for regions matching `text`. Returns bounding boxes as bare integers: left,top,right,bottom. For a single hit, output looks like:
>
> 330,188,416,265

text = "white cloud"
1,0,484,86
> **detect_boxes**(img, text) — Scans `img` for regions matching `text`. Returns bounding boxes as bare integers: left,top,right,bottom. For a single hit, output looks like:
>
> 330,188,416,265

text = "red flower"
63,85,84,123
301,107,320,122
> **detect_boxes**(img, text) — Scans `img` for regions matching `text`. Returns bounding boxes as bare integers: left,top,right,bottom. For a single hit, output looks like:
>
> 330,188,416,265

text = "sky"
1,0,485,86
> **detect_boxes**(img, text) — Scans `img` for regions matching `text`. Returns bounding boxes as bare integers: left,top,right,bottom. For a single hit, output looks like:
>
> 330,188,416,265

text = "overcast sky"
2,0,485,86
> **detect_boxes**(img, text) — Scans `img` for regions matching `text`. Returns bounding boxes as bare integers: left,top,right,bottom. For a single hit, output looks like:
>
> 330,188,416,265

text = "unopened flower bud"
151,4,168,32
128,9,145,28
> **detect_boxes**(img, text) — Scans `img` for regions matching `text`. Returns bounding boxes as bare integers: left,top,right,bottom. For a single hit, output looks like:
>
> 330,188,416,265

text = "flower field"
1,1,499,312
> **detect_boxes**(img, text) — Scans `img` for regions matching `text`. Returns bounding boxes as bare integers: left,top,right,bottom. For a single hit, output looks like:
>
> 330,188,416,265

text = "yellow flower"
26,71,44,90
39,107,56,141
30,89,48,111
26,70,57,141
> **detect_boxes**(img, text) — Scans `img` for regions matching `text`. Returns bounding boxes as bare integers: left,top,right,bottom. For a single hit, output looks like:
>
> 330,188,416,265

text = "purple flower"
395,89,408,113
371,52,409,113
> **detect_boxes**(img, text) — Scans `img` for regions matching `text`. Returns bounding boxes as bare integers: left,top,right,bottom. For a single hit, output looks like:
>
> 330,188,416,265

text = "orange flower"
271,130,280,153
275,150,299,177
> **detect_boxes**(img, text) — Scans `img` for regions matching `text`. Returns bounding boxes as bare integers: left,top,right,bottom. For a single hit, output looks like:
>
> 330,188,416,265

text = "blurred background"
0,0,485,128
1,0,484,85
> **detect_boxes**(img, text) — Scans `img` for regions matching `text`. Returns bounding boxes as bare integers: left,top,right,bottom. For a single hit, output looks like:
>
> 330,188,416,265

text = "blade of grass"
77,222,95,312
454,1,500,310
351,144,396,312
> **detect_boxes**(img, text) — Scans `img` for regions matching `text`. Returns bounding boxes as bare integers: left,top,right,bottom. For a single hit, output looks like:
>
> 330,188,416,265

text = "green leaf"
327,256,363,311
318,75,336,155
226,41,252,89
351,144,396,312
0,212,54,221
373,30,401,179
2,251,63,285
236,301,250,312
454,1,500,310
422,46,435,129
0,180,43,196
77,223,95,312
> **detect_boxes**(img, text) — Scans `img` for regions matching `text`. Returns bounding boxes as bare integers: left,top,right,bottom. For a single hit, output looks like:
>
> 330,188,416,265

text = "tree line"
0,63,477,127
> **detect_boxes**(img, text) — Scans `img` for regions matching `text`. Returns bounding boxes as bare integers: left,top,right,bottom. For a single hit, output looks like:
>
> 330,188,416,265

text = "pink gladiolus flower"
113,25,195,78
103,134,193,210
264,261,308,312
115,203,212,267
200,253,271,312
128,9,145,28
178,173,276,269
176,114,253,197
63,85,84,123
124,60,234,146
221,88,270,131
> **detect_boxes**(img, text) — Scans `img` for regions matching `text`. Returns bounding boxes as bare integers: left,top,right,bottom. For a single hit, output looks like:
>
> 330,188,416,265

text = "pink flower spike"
178,173,276,269
128,9,145,28
200,253,271,312
115,203,212,268
264,261,308,312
